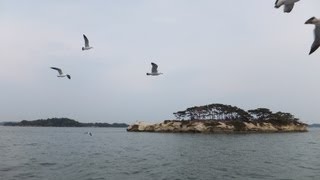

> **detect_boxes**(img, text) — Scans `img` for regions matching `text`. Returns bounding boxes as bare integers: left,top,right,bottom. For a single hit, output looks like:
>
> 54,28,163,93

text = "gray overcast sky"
1,0,320,124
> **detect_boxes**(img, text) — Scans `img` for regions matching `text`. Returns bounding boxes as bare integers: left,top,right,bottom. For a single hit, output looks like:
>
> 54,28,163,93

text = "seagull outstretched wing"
151,62,158,73
310,25,320,55
284,4,294,13
50,67,63,75
83,34,90,47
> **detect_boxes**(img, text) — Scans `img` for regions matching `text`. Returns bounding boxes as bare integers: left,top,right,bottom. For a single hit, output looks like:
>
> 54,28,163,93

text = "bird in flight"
82,34,93,51
305,17,320,55
50,67,71,79
274,0,299,13
146,62,163,76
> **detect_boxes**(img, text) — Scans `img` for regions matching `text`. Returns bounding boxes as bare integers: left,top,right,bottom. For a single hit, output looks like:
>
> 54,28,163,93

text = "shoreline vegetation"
127,103,308,133
1,118,128,128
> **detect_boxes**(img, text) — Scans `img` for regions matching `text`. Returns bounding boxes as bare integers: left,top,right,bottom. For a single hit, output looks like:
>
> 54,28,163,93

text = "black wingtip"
305,17,316,24
309,45,320,55
274,0,280,8
309,51,314,55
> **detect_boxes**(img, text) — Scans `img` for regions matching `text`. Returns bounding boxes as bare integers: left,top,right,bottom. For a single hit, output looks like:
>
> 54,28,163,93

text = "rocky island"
127,103,308,133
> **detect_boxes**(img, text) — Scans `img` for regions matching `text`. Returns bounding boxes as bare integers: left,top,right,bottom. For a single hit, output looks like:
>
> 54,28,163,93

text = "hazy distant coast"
308,124,320,128
128,103,308,133
2,118,128,128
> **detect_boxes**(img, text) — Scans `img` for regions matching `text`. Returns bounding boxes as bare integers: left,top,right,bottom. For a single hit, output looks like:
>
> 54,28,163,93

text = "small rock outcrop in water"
127,103,308,133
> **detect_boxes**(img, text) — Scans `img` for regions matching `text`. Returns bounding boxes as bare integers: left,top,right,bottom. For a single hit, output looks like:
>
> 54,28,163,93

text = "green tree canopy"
174,103,299,123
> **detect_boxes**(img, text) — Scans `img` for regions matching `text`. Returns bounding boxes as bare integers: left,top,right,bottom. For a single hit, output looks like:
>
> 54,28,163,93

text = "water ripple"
0,127,319,180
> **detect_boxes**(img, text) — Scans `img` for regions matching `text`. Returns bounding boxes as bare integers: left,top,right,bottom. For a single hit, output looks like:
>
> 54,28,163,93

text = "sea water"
0,126,319,180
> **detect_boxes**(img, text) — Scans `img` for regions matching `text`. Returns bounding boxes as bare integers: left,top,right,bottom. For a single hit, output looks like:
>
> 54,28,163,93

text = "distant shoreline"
1,118,129,128
0,125,128,128
308,124,320,128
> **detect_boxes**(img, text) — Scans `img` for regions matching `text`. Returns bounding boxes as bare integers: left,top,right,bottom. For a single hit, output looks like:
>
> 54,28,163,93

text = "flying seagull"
82,34,93,51
274,0,299,13
146,62,163,76
305,17,320,55
50,67,71,79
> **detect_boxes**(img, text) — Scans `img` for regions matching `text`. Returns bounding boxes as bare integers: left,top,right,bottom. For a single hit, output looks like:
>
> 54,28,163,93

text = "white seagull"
50,67,71,79
274,0,299,13
85,132,92,136
305,17,320,55
146,62,163,76
82,34,93,51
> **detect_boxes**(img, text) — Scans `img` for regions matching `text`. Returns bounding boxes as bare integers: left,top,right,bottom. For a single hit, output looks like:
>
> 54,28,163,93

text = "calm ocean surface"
0,126,319,180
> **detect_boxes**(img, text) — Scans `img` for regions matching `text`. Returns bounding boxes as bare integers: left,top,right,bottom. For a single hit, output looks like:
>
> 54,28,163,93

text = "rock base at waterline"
127,120,308,133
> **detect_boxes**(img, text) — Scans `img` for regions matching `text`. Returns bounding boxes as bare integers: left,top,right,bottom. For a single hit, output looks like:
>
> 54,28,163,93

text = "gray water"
0,126,319,180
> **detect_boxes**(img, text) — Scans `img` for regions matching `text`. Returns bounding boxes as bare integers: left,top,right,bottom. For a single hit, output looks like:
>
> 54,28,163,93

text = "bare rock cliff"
127,120,307,133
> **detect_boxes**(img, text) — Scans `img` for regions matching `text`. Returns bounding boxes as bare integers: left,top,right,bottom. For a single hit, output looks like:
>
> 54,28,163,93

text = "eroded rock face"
127,120,308,133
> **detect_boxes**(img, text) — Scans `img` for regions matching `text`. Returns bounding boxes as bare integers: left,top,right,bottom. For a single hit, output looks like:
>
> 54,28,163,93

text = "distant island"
308,124,320,128
2,118,128,128
127,103,308,133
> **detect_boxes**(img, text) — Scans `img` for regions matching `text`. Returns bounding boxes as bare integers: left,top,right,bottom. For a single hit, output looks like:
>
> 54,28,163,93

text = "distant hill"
2,118,128,128
308,124,320,128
